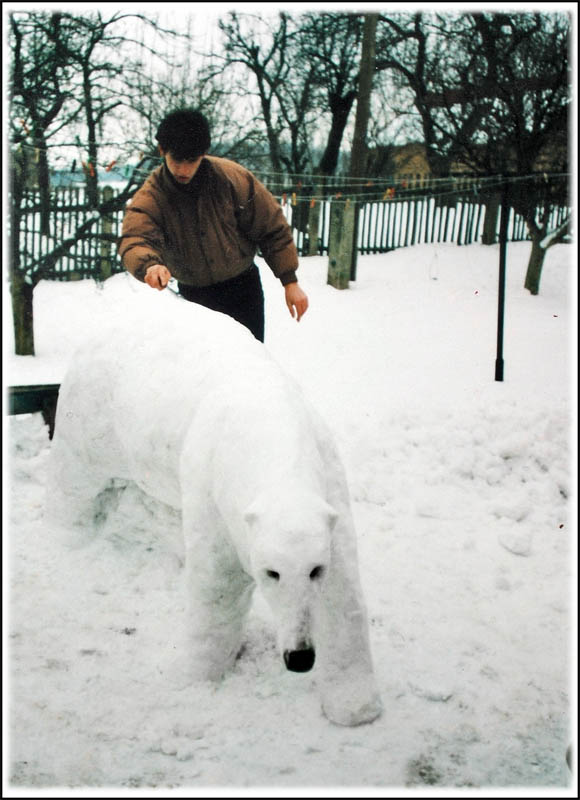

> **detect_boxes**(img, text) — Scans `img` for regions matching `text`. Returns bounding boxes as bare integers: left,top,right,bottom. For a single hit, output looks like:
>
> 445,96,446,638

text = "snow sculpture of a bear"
46,288,382,727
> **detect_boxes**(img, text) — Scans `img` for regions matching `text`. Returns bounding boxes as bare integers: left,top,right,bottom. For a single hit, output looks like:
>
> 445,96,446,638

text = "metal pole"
495,177,509,381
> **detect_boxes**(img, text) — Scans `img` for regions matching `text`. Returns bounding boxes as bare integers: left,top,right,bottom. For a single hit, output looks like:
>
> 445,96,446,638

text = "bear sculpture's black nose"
284,648,316,672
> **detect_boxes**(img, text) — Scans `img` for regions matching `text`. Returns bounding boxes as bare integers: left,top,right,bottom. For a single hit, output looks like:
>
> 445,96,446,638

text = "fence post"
327,200,355,289
350,200,360,280
99,185,114,280
482,191,500,245
308,193,321,256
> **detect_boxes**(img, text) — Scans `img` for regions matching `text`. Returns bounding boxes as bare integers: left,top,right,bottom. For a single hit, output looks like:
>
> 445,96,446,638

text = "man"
118,109,309,342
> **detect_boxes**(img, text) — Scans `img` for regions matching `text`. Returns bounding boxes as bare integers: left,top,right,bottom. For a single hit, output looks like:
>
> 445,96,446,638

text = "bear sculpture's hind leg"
45,364,125,548
45,436,114,548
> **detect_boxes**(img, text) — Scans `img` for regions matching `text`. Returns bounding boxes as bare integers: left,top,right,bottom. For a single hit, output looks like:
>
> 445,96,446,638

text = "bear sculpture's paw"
50,519,98,551
320,680,383,727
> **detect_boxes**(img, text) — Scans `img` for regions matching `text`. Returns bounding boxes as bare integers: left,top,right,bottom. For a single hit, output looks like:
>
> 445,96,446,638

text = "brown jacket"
118,156,299,287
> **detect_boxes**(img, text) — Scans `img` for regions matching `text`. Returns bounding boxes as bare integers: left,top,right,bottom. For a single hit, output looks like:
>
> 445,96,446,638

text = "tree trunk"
83,64,100,208
9,154,35,355
350,13,377,178
260,94,284,174
11,273,35,355
99,186,114,280
34,133,52,236
524,238,547,295
318,92,357,176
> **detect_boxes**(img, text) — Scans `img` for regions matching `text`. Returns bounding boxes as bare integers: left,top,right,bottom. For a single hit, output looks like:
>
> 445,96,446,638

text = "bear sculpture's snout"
284,647,316,672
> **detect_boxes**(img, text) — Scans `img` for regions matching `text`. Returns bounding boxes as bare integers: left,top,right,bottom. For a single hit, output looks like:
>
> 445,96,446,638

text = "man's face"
160,148,204,184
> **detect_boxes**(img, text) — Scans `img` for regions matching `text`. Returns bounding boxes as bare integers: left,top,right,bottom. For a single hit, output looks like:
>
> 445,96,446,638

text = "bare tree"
125,18,265,167
210,11,316,175
295,12,363,177
430,12,571,293
10,11,82,354
10,12,79,235
375,10,571,293
374,12,461,176
8,9,178,354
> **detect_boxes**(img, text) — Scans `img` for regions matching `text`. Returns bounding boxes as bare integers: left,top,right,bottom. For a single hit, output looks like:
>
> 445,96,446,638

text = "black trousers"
178,264,265,342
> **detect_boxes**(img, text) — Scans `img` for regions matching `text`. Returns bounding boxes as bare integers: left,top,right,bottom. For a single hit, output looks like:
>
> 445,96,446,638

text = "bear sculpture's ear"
325,504,339,531
244,504,260,529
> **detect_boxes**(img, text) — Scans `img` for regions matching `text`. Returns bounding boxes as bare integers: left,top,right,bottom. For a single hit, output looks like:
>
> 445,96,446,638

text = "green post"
327,200,355,290
495,179,509,381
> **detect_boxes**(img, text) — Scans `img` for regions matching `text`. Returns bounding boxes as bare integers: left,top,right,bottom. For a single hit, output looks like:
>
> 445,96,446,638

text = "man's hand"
285,282,309,322
145,264,172,290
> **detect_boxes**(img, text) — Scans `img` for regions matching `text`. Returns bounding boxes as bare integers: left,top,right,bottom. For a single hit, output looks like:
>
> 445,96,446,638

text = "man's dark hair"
156,109,211,160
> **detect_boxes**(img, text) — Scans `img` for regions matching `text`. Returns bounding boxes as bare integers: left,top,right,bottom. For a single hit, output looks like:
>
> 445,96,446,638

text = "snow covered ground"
4,242,577,795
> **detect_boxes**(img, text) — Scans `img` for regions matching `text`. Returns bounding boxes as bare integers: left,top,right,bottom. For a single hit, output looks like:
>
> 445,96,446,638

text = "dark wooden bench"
8,384,60,439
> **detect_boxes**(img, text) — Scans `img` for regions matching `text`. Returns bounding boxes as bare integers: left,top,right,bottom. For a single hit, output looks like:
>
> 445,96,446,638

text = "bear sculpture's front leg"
182,504,255,683
314,522,383,727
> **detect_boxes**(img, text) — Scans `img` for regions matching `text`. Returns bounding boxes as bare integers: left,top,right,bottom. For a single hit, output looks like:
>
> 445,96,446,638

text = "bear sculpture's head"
245,490,337,673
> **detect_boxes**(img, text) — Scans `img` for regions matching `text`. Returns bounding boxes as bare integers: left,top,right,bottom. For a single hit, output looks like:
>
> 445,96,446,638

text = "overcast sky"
3,1,576,171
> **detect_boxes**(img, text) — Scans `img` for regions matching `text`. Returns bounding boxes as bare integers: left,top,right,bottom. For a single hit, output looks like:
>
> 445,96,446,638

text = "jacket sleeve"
117,189,167,282
234,172,299,284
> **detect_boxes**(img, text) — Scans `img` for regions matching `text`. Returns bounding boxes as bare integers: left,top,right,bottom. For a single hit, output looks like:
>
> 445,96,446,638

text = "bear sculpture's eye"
266,569,280,581
309,566,324,580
